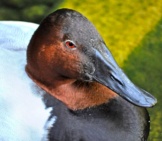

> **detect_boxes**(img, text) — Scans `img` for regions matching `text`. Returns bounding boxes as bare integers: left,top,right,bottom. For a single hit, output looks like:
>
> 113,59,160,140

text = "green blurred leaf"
123,19,162,141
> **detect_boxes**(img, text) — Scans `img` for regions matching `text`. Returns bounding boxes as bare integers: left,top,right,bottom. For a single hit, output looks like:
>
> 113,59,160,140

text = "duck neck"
26,68,117,110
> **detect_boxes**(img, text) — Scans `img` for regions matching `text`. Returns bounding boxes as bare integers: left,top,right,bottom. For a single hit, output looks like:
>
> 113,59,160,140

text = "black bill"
92,43,157,107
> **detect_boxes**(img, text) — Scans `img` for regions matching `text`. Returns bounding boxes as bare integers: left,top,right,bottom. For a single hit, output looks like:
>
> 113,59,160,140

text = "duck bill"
92,44,157,107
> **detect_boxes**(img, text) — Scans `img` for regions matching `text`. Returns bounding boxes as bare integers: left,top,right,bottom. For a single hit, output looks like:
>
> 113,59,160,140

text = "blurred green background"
0,0,162,140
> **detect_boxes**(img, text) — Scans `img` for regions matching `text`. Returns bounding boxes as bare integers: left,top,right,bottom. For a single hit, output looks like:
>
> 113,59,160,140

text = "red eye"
65,40,76,49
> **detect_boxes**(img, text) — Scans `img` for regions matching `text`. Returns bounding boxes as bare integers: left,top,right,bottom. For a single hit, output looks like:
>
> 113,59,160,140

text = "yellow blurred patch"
58,0,162,66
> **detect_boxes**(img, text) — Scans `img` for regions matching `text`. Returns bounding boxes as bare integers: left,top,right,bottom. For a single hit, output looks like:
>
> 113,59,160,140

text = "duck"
0,8,157,141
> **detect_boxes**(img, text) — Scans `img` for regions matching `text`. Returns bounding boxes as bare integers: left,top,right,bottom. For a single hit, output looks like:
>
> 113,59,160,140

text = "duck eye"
65,40,76,49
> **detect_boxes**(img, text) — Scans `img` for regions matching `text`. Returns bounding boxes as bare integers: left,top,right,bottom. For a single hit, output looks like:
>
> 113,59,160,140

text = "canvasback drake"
0,8,157,141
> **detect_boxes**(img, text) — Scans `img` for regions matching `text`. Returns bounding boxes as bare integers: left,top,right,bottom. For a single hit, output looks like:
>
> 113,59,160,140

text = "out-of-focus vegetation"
58,0,162,65
123,19,162,141
0,0,63,22
0,0,161,65
0,0,162,140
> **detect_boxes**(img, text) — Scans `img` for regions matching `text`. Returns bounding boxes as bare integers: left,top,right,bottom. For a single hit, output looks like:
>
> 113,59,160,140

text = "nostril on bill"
110,74,124,86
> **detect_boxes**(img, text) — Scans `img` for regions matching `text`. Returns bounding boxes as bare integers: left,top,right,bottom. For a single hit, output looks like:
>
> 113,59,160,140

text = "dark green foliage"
0,0,63,23
123,19,162,140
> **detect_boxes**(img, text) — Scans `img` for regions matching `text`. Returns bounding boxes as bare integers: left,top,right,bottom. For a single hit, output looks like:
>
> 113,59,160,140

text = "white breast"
0,21,55,141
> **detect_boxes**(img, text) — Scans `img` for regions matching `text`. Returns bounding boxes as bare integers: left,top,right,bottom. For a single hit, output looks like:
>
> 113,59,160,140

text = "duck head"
26,8,157,110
